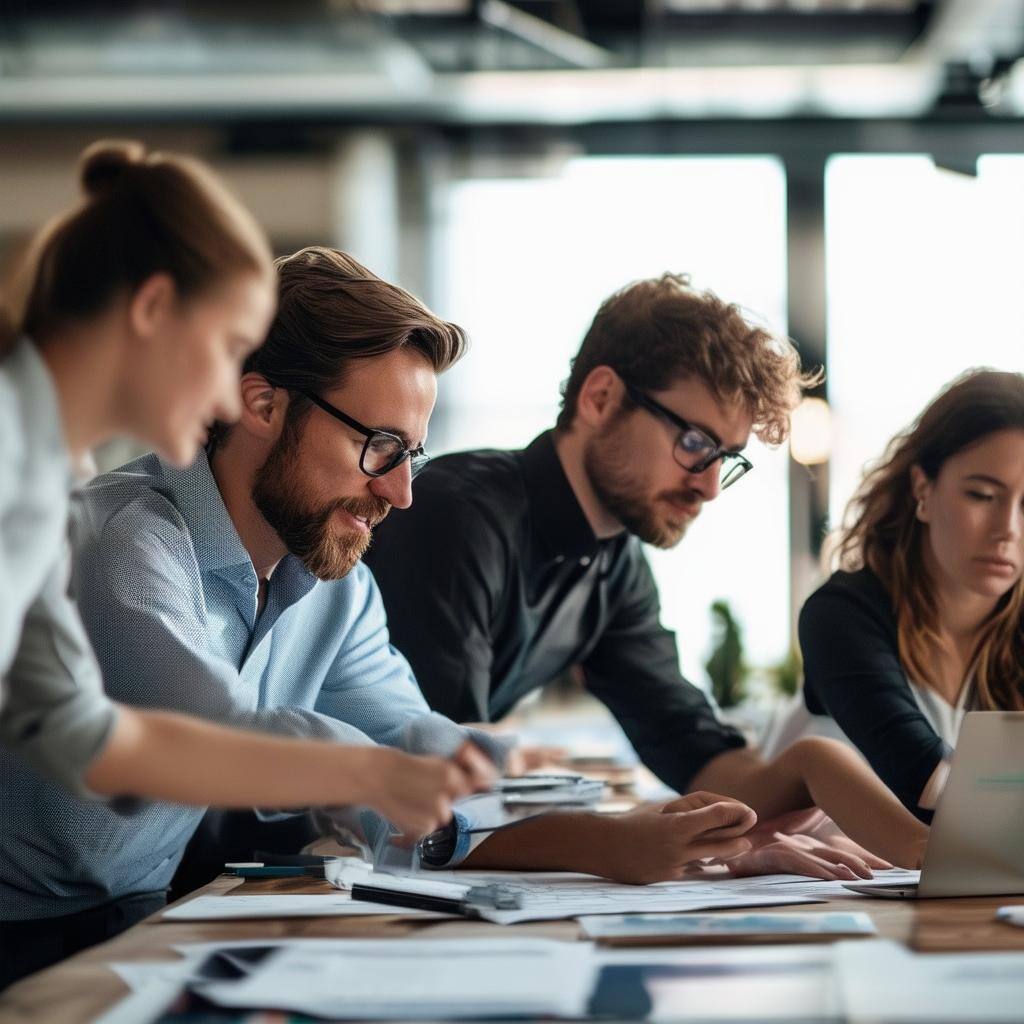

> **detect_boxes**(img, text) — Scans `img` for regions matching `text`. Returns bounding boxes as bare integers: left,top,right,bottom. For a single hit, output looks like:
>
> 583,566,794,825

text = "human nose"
686,458,722,501
213,371,243,424
369,457,414,510
995,497,1024,543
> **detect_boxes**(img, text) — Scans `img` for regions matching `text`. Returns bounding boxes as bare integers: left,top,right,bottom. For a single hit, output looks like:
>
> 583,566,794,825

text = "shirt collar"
160,452,254,576
160,452,319,620
519,430,602,560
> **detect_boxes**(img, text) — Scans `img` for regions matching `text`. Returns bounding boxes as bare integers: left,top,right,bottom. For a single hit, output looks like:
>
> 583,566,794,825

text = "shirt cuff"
420,792,543,868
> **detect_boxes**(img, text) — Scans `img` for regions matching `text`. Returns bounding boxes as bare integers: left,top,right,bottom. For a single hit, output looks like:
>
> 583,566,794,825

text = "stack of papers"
496,774,605,805
335,868,830,924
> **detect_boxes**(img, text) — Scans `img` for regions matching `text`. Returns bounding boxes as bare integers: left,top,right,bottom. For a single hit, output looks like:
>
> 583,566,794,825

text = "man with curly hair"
367,274,921,877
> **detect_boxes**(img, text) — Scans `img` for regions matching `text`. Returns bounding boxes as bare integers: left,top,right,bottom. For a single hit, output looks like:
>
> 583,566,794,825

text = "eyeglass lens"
362,433,429,478
673,434,749,489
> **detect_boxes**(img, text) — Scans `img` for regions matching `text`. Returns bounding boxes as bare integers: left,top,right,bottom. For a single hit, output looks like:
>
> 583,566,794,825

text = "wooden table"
2,875,1022,1024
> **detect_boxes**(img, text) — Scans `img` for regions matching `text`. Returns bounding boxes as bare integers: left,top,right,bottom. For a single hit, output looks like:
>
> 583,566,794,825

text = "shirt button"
579,556,591,567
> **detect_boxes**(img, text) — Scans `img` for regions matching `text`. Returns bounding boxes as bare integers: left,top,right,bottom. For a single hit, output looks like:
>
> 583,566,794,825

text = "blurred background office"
2,0,1022,750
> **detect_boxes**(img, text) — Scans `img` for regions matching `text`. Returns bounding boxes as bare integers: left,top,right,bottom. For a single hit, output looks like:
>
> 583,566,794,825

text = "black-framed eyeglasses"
625,384,753,490
299,391,430,479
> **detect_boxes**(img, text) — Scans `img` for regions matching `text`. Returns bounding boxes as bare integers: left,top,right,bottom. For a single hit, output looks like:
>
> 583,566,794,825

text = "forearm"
776,738,928,867
693,741,927,868
84,705,378,808
462,812,608,876
690,748,802,816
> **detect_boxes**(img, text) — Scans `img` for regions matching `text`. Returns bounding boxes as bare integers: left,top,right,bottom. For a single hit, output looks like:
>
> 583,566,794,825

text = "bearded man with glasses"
367,273,927,878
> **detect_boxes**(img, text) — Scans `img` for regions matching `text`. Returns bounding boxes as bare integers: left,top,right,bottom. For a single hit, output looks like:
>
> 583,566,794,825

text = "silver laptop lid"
919,711,1024,898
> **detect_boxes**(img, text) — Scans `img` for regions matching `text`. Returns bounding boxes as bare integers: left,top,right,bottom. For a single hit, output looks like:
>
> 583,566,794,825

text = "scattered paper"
835,939,1024,1021
173,937,374,958
387,869,824,924
193,938,597,1019
593,944,840,1021
580,910,877,944
496,773,605,805
161,893,435,921
757,867,921,900
95,961,195,1024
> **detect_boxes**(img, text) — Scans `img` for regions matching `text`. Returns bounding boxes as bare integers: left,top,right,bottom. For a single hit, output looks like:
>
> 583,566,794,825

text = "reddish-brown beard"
583,427,702,549
252,426,391,580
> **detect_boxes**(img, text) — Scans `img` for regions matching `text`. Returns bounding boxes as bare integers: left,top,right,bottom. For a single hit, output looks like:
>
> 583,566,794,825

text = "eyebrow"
963,473,1007,488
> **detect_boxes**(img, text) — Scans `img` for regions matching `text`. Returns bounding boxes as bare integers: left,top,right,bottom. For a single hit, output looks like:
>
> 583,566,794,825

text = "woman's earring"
916,500,926,520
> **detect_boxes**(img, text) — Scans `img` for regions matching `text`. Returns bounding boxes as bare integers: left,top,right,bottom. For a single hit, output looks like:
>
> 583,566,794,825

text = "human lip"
664,496,701,519
973,555,1018,574
336,508,371,534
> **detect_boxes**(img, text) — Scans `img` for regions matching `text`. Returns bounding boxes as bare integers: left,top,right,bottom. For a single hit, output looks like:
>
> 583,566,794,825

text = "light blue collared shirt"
0,452,497,920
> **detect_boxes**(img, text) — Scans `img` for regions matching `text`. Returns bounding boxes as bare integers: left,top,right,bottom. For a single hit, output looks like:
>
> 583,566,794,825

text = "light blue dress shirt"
0,451,496,920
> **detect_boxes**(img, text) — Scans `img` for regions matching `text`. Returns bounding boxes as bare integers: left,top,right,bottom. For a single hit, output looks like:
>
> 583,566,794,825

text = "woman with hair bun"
799,370,1024,821
0,141,486,935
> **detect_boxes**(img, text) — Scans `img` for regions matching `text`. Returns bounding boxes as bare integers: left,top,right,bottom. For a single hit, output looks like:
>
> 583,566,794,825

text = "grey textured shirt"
0,337,118,797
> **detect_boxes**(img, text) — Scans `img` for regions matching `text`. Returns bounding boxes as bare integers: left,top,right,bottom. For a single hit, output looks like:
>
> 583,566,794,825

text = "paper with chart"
398,869,826,923
162,893,436,921
580,910,877,944
193,938,597,1019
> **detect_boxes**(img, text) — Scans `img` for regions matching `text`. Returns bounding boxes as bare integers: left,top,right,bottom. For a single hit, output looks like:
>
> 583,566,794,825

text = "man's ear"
575,366,627,430
910,464,932,523
127,272,177,341
238,373,288,442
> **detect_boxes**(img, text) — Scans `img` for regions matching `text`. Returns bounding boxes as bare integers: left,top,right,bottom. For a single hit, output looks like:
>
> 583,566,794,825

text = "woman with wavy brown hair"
798,369,1024,823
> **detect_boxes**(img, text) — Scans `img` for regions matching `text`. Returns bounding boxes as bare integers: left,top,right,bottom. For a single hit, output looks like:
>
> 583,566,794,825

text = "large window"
434,156,790,688
826,154,1024,527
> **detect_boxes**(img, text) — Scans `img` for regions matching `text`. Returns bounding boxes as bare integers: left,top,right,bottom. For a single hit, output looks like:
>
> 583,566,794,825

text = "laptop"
844,711,1024,899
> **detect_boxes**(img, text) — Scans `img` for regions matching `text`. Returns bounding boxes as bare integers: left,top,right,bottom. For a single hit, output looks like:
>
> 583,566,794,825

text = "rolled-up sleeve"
0,549,118,797
582,548,746,793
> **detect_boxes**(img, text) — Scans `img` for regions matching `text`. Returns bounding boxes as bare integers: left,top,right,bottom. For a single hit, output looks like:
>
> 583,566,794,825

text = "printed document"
193,938,596,1019
395,869,825,923
162,893,435,921
835,939,1024,1021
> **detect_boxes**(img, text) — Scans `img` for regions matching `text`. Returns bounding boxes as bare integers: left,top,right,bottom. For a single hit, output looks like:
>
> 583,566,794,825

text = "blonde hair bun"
79,139,148,199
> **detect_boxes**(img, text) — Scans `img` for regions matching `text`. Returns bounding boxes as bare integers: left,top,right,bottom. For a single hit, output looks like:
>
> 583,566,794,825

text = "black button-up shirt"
366,430,745,793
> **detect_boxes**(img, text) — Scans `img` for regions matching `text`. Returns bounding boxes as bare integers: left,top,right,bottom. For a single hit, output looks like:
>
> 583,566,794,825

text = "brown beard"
583,425,702,549
252,425,391,580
